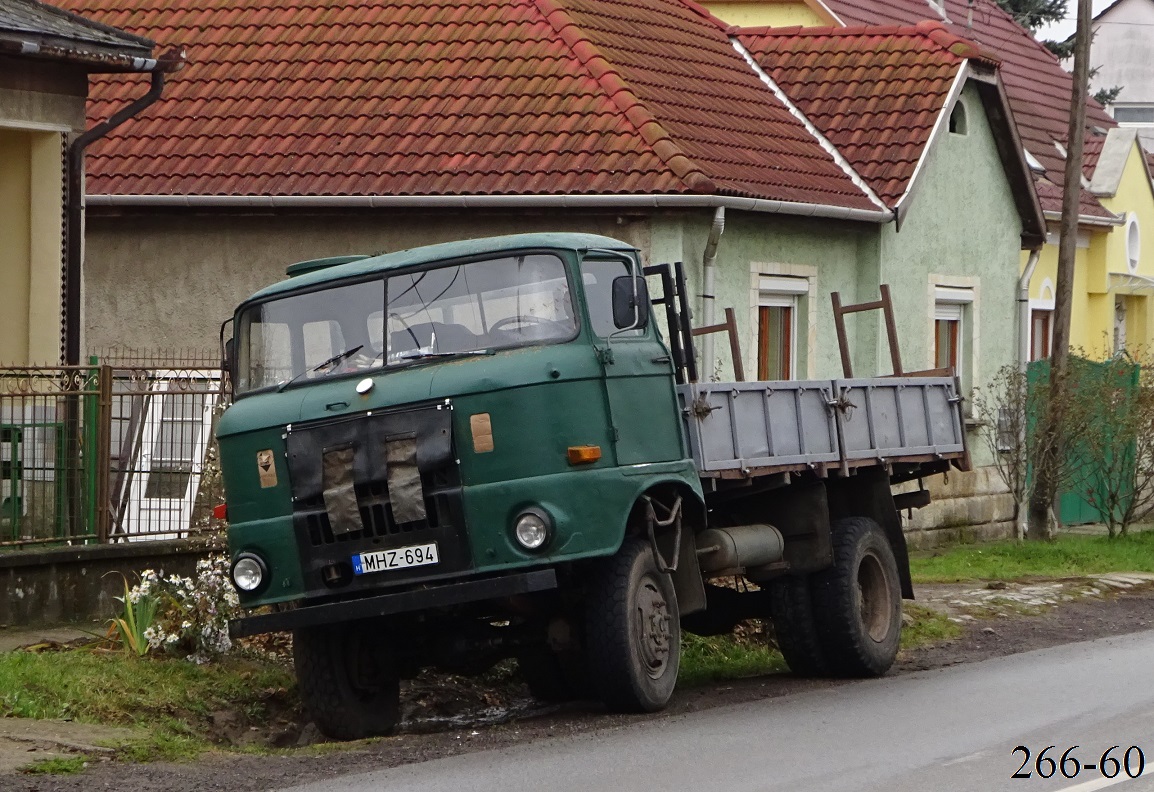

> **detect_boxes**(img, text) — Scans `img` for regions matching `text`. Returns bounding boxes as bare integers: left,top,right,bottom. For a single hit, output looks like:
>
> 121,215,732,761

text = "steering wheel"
489,315,549,334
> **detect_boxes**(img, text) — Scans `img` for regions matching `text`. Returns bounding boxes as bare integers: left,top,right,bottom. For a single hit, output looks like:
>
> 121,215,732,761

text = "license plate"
352,542,439,575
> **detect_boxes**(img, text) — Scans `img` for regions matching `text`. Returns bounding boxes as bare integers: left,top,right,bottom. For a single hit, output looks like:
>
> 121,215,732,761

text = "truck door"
581,257,685,466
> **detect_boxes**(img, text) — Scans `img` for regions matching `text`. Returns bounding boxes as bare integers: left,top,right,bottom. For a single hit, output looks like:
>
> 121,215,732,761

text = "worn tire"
585,538,680,712
293,623,401,740
810,516,902,678
767,574,829,677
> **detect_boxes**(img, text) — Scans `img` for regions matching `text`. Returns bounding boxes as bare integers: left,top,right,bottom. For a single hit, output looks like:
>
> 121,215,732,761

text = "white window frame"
757,284,801,381
1126,213,1141,275
929,279,978,404
749,264,817,380
1028,278,1056,362
1112,103,1154,127
120,371,220,542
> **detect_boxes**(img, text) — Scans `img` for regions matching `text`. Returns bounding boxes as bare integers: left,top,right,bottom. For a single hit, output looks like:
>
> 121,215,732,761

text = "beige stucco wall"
82,211,654,353
0,129,66,365
0,58,86,365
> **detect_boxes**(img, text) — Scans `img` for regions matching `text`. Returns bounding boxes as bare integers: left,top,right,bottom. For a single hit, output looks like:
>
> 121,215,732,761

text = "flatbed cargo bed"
678,376,968,479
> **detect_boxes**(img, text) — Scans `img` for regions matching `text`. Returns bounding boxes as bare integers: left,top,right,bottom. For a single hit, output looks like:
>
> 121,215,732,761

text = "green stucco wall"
879,83,1021,387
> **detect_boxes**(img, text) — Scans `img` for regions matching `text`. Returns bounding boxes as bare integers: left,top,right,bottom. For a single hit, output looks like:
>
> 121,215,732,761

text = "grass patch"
900,603,962,649
0,650,297,761
909,531,1154,583
20,756,88,775
678,604,961,686
678,626,787,687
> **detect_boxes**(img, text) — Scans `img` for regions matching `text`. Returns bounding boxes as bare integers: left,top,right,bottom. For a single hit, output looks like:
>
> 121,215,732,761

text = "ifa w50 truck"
218,232,968,739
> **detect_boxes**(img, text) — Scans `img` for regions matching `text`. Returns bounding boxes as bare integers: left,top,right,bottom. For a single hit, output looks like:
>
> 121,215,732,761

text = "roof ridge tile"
531,0,716,194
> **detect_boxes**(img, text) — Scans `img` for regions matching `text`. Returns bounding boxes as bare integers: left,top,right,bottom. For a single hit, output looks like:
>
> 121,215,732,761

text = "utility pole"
1027,0,1093,540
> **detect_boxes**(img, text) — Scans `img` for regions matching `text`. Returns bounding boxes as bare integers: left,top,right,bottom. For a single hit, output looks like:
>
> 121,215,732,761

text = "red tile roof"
818,0,1116,218
1081,134,1104,180
736,21,981,205
61,0,878,210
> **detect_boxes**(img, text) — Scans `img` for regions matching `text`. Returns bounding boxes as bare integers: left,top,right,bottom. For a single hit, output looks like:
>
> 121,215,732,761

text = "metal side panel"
677,381,840,473
834,377,965,462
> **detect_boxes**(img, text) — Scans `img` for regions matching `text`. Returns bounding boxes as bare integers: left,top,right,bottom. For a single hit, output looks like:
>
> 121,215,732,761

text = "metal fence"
0,351,226,547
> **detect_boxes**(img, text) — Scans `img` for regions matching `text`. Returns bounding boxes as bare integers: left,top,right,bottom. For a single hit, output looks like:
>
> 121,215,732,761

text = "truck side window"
583,259,642,338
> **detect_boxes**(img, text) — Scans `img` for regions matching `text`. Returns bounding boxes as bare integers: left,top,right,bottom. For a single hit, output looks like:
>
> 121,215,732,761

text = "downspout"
1018,249,1041,371
700,206,725,379
64,49,183,365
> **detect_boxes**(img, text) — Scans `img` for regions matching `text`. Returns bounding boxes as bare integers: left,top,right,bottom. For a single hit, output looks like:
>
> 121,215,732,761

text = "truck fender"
628,483,707,616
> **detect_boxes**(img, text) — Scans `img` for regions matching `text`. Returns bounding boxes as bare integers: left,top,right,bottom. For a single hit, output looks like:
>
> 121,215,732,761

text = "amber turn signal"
567,445,602,465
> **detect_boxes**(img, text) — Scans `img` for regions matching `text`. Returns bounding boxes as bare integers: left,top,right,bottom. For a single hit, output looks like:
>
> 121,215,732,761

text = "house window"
1112,104,1154,125
949,101,968,135
757,276,807,380
933,285,974,376
1030,309,1053,361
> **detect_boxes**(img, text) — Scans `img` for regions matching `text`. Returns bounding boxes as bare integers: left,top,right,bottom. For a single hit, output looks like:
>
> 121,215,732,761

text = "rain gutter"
1042,209,1125,228
1017,248,1041,372
84,193,895,222
64,47,183,364
700,206,725,375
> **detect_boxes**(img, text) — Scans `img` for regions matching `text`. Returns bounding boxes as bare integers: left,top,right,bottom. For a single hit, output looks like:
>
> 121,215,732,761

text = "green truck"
218,232,967,739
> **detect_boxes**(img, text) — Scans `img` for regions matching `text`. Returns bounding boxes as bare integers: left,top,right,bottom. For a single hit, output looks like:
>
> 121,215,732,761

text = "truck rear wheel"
585,538,680,712
293,623,401,740
767,574,829,677
810,516,902,677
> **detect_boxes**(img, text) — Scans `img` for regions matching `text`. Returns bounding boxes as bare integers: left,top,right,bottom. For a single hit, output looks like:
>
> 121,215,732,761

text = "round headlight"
513,510,551,551
231,555,266,592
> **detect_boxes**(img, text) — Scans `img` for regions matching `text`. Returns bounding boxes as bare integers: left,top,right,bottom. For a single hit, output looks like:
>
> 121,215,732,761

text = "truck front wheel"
293,623,401,740
810,516,902,677
585,538,680,712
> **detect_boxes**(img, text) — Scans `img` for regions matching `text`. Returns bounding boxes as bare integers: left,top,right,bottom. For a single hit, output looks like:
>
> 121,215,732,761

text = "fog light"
231,554,266,592
513,509,551,551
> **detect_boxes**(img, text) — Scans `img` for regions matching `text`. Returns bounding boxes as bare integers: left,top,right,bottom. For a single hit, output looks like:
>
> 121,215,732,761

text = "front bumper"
228,568,558,638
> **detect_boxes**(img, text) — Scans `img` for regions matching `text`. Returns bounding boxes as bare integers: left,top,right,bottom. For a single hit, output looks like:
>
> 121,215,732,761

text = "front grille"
300,469,458,546
284,404,473,596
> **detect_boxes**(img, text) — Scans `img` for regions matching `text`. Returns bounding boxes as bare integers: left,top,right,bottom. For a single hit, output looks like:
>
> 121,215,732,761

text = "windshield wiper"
277,344,364,392
394,348,494,362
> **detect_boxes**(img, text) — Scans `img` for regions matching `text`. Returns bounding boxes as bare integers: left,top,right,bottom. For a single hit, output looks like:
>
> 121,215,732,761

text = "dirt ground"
6,583,1154,792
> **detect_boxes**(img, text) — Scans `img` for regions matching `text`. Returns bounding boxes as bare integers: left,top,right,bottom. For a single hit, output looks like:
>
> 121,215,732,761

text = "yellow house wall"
1099,142,1154,355
0,129,65,365
1025,230,1115,357
700,0,829,27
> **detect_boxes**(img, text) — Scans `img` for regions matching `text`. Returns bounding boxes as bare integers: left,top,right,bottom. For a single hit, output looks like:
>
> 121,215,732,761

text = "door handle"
651,355,671,364
325,401,349,412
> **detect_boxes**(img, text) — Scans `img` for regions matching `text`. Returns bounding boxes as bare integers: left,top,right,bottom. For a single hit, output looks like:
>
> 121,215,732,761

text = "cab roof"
246,232,638,303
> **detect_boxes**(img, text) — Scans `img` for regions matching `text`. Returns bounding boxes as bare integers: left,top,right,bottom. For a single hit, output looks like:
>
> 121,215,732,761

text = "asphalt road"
283,630,1154,792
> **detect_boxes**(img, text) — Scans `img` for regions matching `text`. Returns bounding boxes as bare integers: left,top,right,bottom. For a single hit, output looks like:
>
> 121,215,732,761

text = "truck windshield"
235,253,576,394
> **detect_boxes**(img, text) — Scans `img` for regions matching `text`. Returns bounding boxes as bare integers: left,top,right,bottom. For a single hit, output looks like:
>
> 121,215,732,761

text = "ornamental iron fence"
0,351,226,547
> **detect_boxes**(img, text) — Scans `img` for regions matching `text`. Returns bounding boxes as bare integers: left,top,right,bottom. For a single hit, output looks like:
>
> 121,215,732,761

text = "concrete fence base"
0,540,213,627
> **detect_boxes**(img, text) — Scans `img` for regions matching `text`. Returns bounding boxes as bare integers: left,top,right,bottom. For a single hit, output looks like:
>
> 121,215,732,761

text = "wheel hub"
636,578,671,679
857,551,894,643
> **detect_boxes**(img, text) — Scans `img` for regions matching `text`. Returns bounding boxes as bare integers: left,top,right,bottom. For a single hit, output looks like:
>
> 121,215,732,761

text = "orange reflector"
212,503,228,520
567,445,602,465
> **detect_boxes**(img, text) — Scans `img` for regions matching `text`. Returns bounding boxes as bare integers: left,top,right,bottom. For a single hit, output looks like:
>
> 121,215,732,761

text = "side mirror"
611,275,649,330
